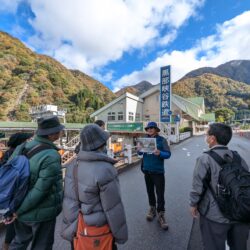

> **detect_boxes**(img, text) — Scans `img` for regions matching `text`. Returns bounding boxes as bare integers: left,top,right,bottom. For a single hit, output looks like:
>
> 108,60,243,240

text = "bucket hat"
80,124,110,151
144,121,160,132
36,116,65,136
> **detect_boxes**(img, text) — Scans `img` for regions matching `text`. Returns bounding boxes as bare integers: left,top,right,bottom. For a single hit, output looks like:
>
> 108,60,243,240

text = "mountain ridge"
172,73,250,111
0,31,116,122
115,80,153,96
0,31,249,122
182,60,250,84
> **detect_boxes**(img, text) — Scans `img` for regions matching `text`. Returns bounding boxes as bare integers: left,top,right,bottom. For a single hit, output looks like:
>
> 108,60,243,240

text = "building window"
108,112,115,121
118,112,124,121
135,113,140,121
128,112,134,121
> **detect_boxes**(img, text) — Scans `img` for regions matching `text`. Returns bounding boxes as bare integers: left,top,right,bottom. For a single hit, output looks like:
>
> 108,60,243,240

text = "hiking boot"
146,206,156,221
158,211,168,230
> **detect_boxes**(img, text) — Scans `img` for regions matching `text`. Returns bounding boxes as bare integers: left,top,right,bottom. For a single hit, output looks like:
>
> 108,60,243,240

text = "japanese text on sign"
160,65,171,122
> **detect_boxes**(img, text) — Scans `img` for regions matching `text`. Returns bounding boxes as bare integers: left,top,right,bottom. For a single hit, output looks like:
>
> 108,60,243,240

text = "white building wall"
143,92,160,122
93,95,143,123
94,99,126,123
126,97,143,122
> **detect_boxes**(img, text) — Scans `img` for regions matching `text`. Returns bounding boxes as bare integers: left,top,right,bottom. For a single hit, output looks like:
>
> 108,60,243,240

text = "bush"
179,127,193,133
240,124,250,130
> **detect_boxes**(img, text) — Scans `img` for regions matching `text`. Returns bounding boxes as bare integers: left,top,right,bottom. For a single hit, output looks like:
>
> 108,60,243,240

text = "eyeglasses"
147,127,156,130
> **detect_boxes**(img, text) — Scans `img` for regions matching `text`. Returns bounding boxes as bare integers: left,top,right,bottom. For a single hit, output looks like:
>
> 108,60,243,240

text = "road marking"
187,152,191,157
182,148,187,150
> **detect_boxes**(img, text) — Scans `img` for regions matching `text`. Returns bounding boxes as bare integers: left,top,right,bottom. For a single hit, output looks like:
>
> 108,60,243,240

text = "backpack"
205,150,250,222
0,142,53,219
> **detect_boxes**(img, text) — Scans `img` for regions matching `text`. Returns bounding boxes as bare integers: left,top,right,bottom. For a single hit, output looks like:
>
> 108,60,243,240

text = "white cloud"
24,0,203,75
0,0,21,13
113,10,250,90
158,30,177,46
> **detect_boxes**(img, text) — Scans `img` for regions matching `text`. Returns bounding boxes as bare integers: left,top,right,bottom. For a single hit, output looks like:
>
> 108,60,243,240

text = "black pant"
10,218,56,250
144,172,165,212
200,216,249,250
5,223,15,244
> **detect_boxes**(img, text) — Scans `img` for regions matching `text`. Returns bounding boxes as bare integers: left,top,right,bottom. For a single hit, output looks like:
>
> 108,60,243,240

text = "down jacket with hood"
61,150,128,244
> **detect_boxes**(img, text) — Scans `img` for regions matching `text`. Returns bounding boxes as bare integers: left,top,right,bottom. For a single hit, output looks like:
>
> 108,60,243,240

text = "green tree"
215,108,235,123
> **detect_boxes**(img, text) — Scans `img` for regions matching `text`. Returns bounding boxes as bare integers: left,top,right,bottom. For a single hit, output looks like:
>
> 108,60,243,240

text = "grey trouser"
200,216,249,250
10,218,56,250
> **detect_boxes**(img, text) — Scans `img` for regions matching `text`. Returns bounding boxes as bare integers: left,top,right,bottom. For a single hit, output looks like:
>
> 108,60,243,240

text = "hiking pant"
144,172,165,212
5,223,15,244
200,216,249,250
10,218,56,250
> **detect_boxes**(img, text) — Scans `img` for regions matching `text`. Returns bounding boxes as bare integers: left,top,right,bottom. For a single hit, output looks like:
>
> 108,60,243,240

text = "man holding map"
137,121,171,230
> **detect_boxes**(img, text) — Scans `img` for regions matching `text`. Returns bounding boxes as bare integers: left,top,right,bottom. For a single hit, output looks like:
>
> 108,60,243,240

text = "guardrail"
61,144,140,167
179,132,191,141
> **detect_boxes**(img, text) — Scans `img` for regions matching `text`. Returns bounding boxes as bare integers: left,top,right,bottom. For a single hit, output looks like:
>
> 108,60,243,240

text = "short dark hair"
7,132,33,148
94,120,105,127
208,123,232,145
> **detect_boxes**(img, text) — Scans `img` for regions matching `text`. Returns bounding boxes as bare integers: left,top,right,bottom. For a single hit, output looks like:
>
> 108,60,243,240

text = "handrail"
65,135,80,148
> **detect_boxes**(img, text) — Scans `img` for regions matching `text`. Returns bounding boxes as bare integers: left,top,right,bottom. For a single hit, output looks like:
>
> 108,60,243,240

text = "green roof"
0,121,84,130
187,97,204,108
172,95,201,121
200,113,216,122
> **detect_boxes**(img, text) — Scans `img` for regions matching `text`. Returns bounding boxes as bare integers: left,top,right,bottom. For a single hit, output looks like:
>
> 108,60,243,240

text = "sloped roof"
172,94,201,121
90,92,143,118
200,113,216,122
187,97,204,109
0,121,84,130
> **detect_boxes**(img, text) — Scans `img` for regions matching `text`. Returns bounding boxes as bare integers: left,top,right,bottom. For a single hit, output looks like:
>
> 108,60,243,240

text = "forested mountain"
183,60,250,84
0,31,115,122
1,31,249,122
172,73,250,111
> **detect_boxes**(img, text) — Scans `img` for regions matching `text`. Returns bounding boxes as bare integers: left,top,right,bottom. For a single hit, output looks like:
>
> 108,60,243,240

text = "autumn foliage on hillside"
172,73,250,112
0,31,115,122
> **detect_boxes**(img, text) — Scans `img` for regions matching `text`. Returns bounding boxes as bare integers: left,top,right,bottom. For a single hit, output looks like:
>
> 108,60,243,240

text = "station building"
90,84,215,147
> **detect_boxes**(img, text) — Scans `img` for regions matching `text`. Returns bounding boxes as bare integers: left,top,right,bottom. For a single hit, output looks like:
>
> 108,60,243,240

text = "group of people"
0,116,249,250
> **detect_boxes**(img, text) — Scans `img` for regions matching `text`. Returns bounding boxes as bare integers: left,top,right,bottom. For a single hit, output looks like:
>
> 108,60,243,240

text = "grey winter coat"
61,151,128,244
190,145,249,223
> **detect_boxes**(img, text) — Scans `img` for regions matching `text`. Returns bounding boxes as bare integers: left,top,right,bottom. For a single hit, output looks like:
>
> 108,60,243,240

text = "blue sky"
0,0,250,91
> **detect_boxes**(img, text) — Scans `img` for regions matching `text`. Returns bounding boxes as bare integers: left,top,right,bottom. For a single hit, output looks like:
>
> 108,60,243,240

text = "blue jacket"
139,135,171,173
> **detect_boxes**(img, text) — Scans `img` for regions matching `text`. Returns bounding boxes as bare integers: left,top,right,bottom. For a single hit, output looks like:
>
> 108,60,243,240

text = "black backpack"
204,149,250,222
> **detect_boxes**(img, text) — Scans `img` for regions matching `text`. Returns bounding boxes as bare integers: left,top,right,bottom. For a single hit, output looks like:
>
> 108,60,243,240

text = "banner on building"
107,122,143,132
160,65,171,122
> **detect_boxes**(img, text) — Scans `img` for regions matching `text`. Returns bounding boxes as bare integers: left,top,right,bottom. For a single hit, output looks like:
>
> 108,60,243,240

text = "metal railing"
64,135,80,149
179,132,191,141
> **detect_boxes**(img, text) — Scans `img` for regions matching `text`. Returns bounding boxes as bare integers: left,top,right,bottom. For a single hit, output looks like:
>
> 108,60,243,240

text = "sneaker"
146,206,156,221
158,211,168,230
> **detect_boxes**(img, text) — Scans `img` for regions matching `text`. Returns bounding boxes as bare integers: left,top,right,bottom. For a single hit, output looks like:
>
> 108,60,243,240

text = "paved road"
1,135,249,249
